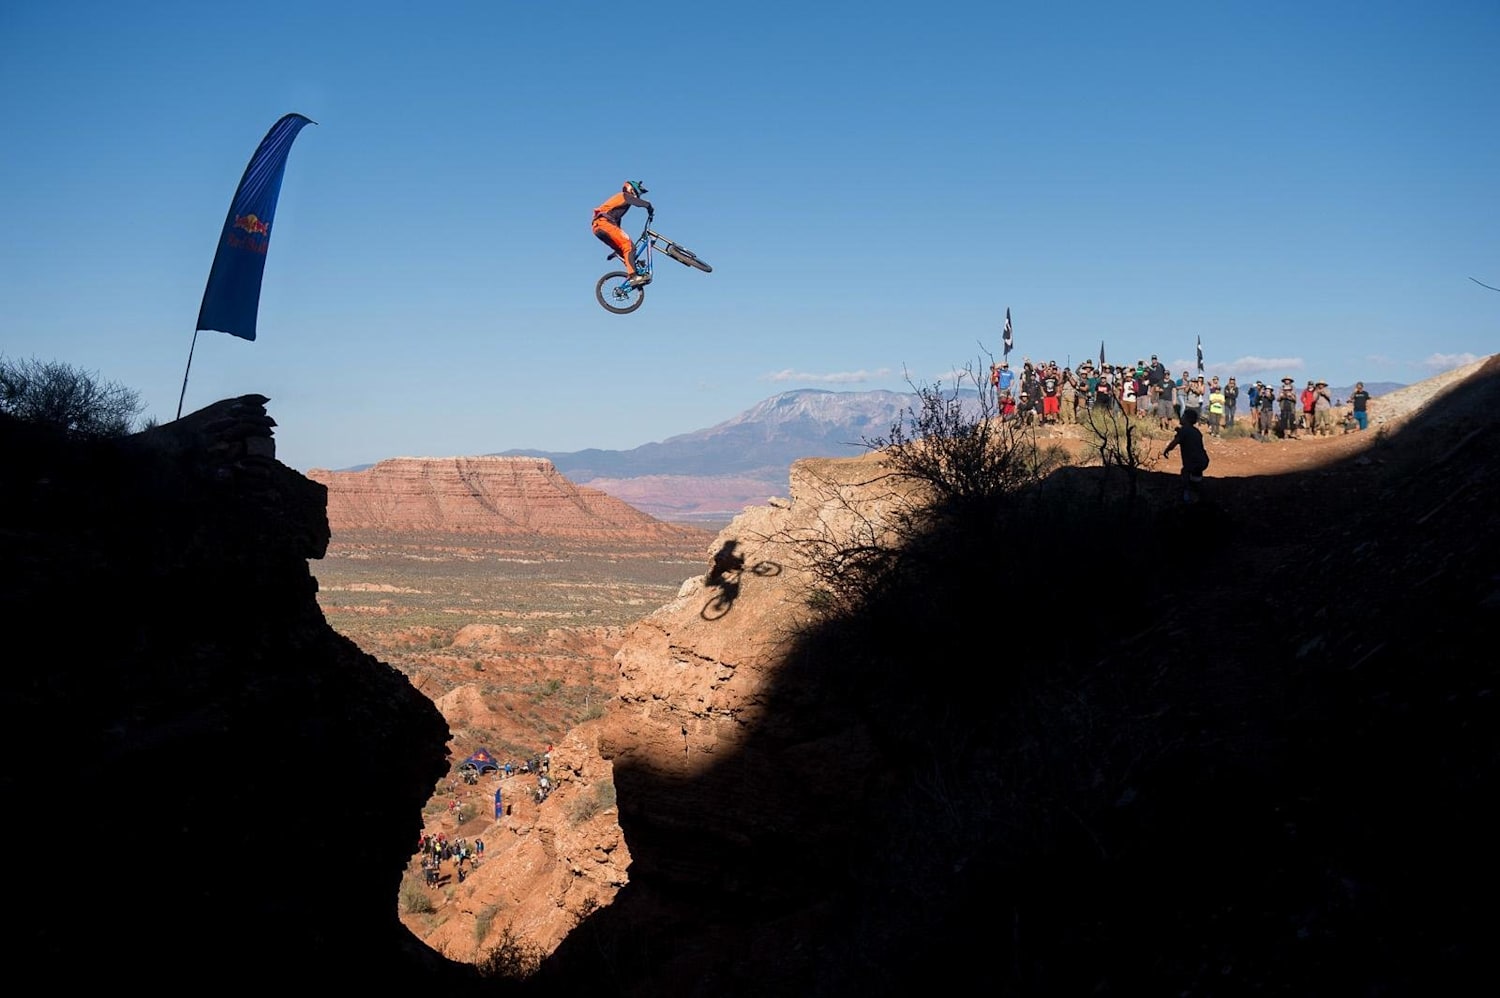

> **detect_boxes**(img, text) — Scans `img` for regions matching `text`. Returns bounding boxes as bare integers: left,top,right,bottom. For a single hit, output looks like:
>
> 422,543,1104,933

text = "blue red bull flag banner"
196,113,315,341
178,113,314,418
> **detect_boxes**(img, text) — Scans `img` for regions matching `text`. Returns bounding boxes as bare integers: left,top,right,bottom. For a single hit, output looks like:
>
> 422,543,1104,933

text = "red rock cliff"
308,456,698,541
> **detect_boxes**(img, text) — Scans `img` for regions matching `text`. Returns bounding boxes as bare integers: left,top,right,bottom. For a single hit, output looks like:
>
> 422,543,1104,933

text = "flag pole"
176,329,200,420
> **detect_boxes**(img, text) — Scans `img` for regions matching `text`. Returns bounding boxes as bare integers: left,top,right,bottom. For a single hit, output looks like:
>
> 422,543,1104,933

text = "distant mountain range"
496,389,919,521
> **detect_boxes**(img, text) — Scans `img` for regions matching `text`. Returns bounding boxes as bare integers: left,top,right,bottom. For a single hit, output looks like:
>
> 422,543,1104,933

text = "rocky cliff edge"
0,397,471,986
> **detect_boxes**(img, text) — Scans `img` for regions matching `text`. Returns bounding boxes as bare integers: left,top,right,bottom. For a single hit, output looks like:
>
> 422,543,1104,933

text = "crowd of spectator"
417,831,485,886
414,744,557,892
454,745,556,809
988,355,1371,440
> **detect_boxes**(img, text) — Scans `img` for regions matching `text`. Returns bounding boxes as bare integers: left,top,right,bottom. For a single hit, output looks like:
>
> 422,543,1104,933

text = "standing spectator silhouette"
1162,408,1210,504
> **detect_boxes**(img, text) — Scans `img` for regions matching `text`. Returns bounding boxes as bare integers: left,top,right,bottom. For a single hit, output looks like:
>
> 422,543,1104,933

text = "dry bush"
1078,404,1160,507
776,366,1067,616
0,355,144,438
399,875,435,914
476,923,545,980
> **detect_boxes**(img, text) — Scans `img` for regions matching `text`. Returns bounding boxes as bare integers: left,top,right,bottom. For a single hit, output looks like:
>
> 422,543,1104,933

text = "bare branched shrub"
476,923,545,980
567,779,616,824
872,367,1064,516
778,461,910,613
0,355,144,438
399,875,435,914
1079,403,1160,506
474,903,500,944
777,366,1066,617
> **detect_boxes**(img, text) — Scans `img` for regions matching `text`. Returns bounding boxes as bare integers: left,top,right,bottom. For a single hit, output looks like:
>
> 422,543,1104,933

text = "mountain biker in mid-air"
592,180,654,287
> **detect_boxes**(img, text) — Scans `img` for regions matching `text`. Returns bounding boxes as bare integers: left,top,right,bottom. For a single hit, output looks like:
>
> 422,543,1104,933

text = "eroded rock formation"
0,397,471,986
309,456,702,540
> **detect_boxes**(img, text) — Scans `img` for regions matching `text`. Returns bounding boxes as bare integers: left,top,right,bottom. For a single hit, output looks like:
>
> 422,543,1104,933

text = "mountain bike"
596,218,712,314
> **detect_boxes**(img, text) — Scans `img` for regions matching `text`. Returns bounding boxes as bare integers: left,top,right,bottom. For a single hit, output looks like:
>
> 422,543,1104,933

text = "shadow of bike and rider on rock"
701,539,781,620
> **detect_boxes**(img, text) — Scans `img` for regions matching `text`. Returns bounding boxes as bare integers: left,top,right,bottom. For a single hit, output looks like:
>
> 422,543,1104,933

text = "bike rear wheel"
665,245,712,273
595,271,646,314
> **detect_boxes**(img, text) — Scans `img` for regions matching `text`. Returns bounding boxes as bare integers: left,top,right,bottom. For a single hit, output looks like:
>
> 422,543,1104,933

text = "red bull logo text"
233,213,270,236
226,212,271,254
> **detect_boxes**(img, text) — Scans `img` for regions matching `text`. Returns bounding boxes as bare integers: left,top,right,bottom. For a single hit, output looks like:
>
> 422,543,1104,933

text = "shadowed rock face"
0,397,471,986
532,359,1500,996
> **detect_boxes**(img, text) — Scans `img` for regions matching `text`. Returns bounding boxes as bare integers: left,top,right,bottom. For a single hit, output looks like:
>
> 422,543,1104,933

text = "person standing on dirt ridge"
1350,382,1372,431
1255,384,1276,440
1279,378,1300,438
1206,380,1226,436
1163,407,1210,503
1313,381,1334,435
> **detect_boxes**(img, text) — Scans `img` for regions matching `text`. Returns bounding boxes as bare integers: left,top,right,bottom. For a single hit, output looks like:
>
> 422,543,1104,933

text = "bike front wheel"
595,271,646,314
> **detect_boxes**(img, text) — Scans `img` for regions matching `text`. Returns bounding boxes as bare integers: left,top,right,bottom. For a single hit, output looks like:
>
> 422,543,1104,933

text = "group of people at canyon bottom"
417,831,484,886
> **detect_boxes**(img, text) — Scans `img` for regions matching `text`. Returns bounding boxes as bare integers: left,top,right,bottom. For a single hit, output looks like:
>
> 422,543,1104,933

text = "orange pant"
592,219,637,275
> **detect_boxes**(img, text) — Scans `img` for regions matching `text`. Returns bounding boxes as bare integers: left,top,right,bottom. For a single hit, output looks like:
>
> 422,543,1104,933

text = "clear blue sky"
2,0,1495,471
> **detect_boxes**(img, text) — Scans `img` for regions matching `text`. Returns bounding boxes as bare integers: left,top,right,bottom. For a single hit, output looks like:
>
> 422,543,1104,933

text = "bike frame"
610,222,671,276
597,216,710,313
633,226,657,276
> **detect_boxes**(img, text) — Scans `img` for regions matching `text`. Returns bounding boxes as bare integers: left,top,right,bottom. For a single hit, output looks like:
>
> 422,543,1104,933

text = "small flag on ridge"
1196,335,1204,373
1002,308,1013,358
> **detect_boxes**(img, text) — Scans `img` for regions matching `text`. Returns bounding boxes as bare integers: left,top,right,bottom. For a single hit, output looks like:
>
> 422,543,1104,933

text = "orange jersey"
593,188,652,227
593,192,627,219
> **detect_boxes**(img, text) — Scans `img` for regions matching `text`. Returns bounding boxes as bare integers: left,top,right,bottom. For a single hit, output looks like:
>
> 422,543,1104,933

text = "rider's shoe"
628,273,652,287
